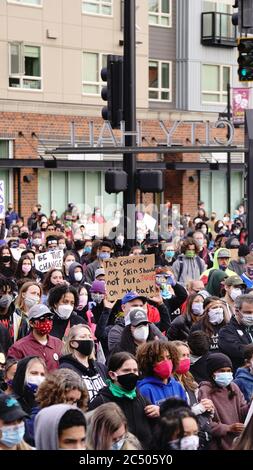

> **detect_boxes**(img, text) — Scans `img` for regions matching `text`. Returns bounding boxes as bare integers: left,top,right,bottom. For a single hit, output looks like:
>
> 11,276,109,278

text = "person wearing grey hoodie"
34,403,87,450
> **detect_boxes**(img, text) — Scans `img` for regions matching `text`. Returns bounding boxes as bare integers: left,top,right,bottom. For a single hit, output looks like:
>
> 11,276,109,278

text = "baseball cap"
95,268,105,278
121,291,147,305
28,304,52,321
0,395,28,423
217,248,231,258
224,276,246,288
129,308,149,327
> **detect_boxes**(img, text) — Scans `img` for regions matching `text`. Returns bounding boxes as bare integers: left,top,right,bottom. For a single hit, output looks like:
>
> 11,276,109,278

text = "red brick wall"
0,111,244,221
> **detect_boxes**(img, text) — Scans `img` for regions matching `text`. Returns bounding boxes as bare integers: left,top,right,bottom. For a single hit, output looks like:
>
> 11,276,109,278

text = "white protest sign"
143,213,157,232
85,223,99,237
0,181,5,218
244,399,253,427
35,250,63,273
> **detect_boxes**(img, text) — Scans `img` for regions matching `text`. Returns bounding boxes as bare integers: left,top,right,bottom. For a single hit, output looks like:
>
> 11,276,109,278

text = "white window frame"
82,52,108,96
149,60,172,102
202,64,231,105
0,139,14,203
8,43,42,91
7,0,42,7
148,0,172,28
82,0,113,17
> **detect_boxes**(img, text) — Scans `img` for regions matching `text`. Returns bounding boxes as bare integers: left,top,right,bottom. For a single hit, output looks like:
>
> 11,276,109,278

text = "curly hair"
136,339,180,377
42,268,64,295
35,368,89,411
180,237,200,255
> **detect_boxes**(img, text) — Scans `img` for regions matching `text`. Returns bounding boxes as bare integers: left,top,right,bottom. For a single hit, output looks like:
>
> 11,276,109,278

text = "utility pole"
123,0,136,245
227,82,231,215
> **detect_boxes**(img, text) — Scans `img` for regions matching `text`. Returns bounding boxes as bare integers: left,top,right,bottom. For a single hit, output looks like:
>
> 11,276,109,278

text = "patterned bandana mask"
33,319,53,335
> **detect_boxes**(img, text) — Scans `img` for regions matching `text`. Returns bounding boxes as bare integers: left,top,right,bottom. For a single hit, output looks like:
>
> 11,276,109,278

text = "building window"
202,64,230,103
82,52,107,95
149,60,171,101
148,0,171,27
7,0,42,5
9,43,41,90
82,0,112,16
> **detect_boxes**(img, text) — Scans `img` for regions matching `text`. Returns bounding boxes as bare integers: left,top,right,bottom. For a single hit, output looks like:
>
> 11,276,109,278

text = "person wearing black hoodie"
12,355,47,445
88,352,156,449
59,324,107,403
68,261,86,288
48,284,86,340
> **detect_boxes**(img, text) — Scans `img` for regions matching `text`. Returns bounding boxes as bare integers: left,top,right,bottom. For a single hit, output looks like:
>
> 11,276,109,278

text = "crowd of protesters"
0,199,253,451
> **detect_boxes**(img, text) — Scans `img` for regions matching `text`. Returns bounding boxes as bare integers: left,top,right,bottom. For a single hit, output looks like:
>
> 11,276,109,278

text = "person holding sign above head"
7,304,62,371
47,284,86,341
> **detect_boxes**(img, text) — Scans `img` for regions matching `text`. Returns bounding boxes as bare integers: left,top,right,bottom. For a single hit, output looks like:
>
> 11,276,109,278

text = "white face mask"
241,314,253,327
132,325,149,342
57,304,73,320
33,238,41,246
58,244,66,250
208,307,224,325
26,375,45,387
74,272,83,282
24,295,40,309
180,435,199,451
230,288,242,301
191,302,204,316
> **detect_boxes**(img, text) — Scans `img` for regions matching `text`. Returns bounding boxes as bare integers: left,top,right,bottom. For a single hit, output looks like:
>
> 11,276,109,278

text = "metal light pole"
123,0,136,245
227,82,231,215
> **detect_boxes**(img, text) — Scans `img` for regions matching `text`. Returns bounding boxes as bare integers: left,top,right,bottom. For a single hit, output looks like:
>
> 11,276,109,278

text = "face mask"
24,295,40,309
83,246,92,254
208,307,224,325
136,233,144,242
117,373,139,391
33,319,53,335
77,294,88,310
0,294,13,309
153,359,173,379
165,250,175,258
74,272,83,282
180,435,199,451
241,314,253,327
0,255,11,263
99,252,110,260
214,371,233,388
191,302,204,316
201,227,207,234
0,422,25,448
132,325,149,342
91,293,104,304
20,232,29,239
111,438,125,451
247,267,253,277
65,261,74,271
223,217,229,223
196,239,204,248
185,250,195,258
58,244,66,250
26,375,45,393
32,238,41,246
218,264,227,271
72,339,94,356
22,265,31,274
230,288,242,301
57,304,73,320
176,358,190,375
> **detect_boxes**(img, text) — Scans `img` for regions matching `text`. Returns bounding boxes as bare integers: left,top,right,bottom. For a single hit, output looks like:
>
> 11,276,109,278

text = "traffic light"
232,0,239,27
101,55,123,129
237,37,253,81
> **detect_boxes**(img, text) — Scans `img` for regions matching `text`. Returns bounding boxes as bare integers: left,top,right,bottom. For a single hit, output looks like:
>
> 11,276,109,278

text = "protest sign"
35,250,63,273
104,254,156,301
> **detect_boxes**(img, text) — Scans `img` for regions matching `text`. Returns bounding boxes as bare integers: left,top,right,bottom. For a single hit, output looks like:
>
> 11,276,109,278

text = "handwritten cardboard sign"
104,254,156,301
35,250,63,273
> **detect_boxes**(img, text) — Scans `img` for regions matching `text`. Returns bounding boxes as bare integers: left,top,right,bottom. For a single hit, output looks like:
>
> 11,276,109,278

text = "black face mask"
117,373,139,391
73,340,94,357
0,256,11,263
